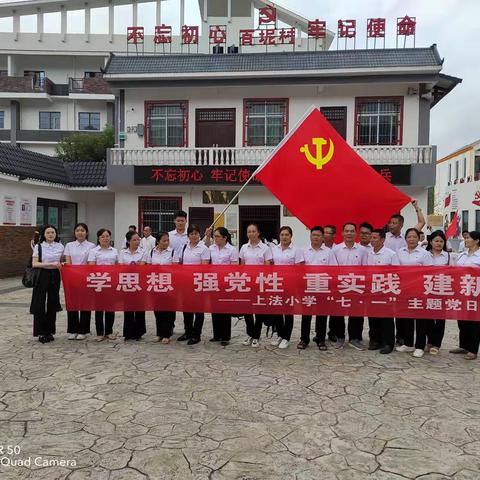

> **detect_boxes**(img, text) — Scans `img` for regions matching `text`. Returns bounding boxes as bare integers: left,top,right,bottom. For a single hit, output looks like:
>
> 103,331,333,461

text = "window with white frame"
145,102,187,147
79,112,100,130
39,111,60,130
0,111,4,128
244,99,288,146
355,97,403,146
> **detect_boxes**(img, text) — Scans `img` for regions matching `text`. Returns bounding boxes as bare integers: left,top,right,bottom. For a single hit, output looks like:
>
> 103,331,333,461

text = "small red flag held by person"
445,211,459,239
255,107,411,232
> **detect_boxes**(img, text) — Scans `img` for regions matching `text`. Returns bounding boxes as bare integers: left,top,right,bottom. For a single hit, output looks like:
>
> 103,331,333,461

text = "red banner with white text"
61,265,480,320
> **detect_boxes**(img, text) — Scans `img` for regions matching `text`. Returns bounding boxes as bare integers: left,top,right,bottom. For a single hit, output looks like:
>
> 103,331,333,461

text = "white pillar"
203,0,208,22
13,10,19,42
109,0,114,42
61,4,67,42
227,0,231,23
156,0,161,25
180,0,185,26
132,0,138,27
85,3,90,42
37,8,44,42
7,55,17,76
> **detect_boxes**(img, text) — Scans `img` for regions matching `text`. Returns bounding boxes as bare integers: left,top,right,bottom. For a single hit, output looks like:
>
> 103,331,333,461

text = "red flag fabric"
445,211,459,239
255,107,411,231
444,194,451,208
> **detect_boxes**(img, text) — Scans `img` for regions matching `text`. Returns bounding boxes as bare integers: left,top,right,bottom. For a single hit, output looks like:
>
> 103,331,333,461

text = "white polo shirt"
333,242,366,266
87,246,118,265
119,247,148,265
149,247,176,265
239,241,273,265
396,246,433,266
32,241,64,263
456,250,480,267
365,246,398,266
64,240,95,265
140,235,156,253
303,245,338,266
431,250,451,266
169,229,188,253
179,241,210,265
209,243,239,265
384,231,407,252
271,243,304,265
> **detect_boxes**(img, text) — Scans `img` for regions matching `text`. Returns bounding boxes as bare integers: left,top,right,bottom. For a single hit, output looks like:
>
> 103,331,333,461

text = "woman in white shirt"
119,231,148,341
395,228,433,354
270,226,304,349
419,230,451,356
450,230,480,360
239,223,273,348
87,228,118,341
149,232,177,344
30,224,64,344
209,227,239,346
176,225,210,346
64,222,95,340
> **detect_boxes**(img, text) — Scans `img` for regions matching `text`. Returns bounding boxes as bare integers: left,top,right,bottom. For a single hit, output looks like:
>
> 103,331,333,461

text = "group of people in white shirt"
29,206,480,360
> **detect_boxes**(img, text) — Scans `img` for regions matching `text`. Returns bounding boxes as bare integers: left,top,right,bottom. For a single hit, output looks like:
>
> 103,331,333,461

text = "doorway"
239,205,281,246
195,108,236,147
189,207,214,237
320,106,347,139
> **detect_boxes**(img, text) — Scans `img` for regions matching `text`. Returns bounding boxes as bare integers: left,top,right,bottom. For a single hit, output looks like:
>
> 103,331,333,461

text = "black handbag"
22,244,42,288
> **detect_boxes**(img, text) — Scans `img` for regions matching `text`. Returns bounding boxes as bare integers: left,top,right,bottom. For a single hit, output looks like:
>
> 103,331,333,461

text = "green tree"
56,125,115,162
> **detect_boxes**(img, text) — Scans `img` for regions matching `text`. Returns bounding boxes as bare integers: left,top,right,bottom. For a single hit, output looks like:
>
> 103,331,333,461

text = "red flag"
255,107,411,232
444,194,451,208
445,211,459,239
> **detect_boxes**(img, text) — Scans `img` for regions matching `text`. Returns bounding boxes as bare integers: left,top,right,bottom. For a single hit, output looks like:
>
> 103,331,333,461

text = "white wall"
123,83,420,149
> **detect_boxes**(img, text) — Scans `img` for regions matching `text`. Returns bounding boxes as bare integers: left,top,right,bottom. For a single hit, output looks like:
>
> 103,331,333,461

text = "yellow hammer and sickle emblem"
300,137,335,170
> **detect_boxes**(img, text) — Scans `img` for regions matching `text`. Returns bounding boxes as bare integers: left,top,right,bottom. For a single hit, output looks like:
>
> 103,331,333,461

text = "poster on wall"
20,198,33,226
3,195,17,225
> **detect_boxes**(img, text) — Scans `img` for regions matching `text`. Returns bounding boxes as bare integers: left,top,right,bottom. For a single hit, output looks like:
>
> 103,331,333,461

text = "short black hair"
343,222,357,231
391,214,405,223
324,224,336,234
187,224,201,235
372,228,386,239
128,225,137,230
405,227,421,239
39,224,60,243
174,210,187,219
359,222,374,233
279,226,293,236
311,225,324,234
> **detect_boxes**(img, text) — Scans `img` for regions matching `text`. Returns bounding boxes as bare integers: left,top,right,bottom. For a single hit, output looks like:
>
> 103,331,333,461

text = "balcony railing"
109,145,434,166
69,77,112,94
0,76,54,94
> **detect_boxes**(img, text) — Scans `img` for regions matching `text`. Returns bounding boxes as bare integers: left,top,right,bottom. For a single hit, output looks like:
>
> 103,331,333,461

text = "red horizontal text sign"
61,265,480,320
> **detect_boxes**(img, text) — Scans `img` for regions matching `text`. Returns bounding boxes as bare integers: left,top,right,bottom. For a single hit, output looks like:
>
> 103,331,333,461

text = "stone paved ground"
1,278,480,480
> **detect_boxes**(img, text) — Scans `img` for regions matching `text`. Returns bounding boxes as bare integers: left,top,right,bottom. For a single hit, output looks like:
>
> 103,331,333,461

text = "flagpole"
205,105,319,234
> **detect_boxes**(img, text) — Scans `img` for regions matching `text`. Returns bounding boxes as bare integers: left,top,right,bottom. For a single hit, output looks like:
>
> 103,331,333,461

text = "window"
476,210,480,231
138,197,182,234
36,198,77,242
462,210,469,233
463,157,467,178
39,111,61,130
475,156,480,177
145,101,188,147
244,99,288,146
24,70,46,89
0,111,4,129
448,163,452,183
355,97,403,146
84,71,103,78
79,112,100,131
455,160,459,181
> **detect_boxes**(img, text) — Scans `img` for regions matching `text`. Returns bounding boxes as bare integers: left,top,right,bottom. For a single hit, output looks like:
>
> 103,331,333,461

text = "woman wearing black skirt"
30,224,64,344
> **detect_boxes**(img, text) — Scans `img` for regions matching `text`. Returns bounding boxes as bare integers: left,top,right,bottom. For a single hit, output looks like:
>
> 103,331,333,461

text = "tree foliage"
56,125,115,162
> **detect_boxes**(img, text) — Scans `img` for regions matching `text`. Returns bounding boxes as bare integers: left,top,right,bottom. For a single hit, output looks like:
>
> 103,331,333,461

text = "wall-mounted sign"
3,195,17,225
371,165,411,185
20,198,33,226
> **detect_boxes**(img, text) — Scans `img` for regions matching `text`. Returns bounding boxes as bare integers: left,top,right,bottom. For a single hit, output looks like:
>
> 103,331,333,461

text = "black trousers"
329,316,363,341
244,314,264,340
273,315,294,341
369,317,395,348
212,313,231,341
415,319,430,350
300,315,327,344
154,311,175,338
67,311,91,335
183,312,204,339
123,311,146,339
458,320,480,354
95,311,115,336
30,269,61,337
427,320,445,348
396,318,415,347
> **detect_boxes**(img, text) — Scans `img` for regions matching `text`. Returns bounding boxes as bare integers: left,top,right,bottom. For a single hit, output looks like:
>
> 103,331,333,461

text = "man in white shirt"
364,229,398,354
121,225,137,249
384,200,426,252
168,210,188,254
140,226,156,253
359,222,373,253
332,223,367,350
323,224,336,249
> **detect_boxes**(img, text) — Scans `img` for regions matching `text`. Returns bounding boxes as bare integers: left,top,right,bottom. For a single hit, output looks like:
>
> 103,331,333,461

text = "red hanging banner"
62,265,480,320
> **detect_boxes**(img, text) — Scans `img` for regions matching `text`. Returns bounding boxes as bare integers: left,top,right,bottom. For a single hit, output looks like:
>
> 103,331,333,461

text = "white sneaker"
67,333,77,340
251,339,260,348
270,336,282,347
395,345,415,352
413,349,425,358
278,339,290,349
76,334,86,340
242,336,252,346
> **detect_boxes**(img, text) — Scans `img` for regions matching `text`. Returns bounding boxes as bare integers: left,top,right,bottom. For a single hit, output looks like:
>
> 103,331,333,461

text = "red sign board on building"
181,25,199,45
209,25,227,45
154,24,172,44
258,6,276,25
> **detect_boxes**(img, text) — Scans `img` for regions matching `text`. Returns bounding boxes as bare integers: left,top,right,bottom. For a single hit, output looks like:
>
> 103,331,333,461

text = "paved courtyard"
0,277,479,480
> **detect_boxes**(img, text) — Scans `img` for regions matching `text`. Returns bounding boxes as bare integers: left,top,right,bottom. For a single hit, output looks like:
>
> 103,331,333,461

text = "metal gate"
138,197,182,235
